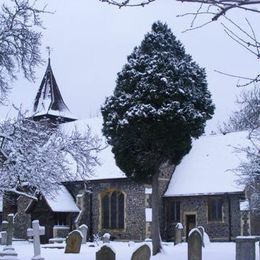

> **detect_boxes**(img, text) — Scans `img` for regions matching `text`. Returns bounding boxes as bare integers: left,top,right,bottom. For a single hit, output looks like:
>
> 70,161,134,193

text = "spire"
32,56,76,123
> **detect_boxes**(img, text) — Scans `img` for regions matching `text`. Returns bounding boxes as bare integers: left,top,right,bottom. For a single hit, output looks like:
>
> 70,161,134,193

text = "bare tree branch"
0,0,50,104
215,70,260,87
99,0,260,87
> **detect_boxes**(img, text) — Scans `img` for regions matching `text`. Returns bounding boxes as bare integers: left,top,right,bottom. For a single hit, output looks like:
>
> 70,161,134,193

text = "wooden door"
185,214,196,240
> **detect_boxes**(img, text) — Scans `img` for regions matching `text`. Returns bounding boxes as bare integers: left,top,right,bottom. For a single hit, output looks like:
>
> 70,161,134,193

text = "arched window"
101,190,125,229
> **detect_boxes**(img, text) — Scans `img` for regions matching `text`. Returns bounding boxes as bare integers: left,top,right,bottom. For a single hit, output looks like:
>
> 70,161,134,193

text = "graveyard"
2,240,259,260
0,214,259,260
0,1,259,260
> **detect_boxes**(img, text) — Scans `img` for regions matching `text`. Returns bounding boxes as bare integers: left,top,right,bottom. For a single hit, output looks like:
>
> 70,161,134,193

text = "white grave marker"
27,220,45,260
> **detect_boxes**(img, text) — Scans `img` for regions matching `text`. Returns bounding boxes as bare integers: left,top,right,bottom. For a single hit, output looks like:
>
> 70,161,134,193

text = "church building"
1,61,258,244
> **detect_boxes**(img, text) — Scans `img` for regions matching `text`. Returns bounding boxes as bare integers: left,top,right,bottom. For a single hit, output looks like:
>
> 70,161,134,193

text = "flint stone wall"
66,179,147,241
164,194,243,241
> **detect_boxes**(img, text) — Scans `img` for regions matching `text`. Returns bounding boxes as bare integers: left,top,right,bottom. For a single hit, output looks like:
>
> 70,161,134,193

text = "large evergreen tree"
102,21,215,254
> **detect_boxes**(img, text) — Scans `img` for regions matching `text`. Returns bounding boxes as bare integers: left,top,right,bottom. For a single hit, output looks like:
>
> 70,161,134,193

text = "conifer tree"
102,21,215,254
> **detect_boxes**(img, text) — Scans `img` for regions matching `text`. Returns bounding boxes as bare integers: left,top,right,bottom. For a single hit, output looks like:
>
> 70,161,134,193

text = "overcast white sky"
1,0,259,133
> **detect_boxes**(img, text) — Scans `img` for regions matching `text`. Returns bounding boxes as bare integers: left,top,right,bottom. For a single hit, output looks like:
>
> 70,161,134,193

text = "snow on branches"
237,129,260,212
222,87,260,213
222,87,260,132
0,115,102,199
0,0,48,103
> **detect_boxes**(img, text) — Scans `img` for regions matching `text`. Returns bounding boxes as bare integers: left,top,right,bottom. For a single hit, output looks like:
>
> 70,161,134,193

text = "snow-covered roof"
60,117,126,180
45,185,80,212
164,131,250,197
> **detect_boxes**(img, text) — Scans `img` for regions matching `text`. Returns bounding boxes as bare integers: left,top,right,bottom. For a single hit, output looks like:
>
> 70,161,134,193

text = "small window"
54,213,67,225
208,198,223,221
101,190,125,229
167,201,180,222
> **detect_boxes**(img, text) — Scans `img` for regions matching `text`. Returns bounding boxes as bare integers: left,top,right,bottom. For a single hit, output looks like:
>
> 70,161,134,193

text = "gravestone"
131,244,151,260
0,232,7,246
102,233,111,243
78,224,88,244
1,221,8,245
27,220,45,260
64,230,83,253
188,228,203,260
96,245,115,260
6,214,14,246
197,226,205,247
0,214,19,259
174,223,183,245
236,236,256,260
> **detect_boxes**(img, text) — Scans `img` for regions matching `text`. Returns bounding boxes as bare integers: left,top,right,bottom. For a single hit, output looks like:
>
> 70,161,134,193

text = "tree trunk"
151,169,162,255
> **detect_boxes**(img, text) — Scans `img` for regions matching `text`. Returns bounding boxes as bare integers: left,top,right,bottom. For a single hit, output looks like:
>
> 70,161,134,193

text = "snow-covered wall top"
61,117,126,180
164,131,250,197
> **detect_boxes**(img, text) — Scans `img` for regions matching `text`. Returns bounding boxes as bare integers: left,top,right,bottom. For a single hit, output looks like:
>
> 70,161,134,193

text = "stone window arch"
101,190,125,229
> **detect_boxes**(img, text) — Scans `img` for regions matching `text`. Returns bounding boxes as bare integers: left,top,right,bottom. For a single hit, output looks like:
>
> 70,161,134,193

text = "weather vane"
46,46,53,59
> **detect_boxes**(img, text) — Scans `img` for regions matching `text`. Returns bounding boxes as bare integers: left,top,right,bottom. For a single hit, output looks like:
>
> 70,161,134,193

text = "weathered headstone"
197,226,205,247
96,245,115,260
64,230,83,254
78,224,88,244
131,244,151,260
236,236,256,260
188,228,203,260
0,231,7,246
1,221,8,232
1,221,8,246
27,220,45,260
0,214,19,259
102,233,111,243
6,214,14,246
174,223,183,245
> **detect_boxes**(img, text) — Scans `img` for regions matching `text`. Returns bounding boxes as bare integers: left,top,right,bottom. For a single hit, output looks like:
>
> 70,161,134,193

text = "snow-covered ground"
9,241,260,260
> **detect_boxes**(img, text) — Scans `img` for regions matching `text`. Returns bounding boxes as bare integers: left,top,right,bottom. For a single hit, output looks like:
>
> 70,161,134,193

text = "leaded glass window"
101,190,125,229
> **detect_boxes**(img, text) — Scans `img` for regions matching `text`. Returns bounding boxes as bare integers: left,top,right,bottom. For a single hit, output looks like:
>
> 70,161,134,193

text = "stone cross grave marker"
27,220,45,260
65,230,83,253
78,224,88,244
131,244,151,260
96,245,115,260
188,228,203,260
